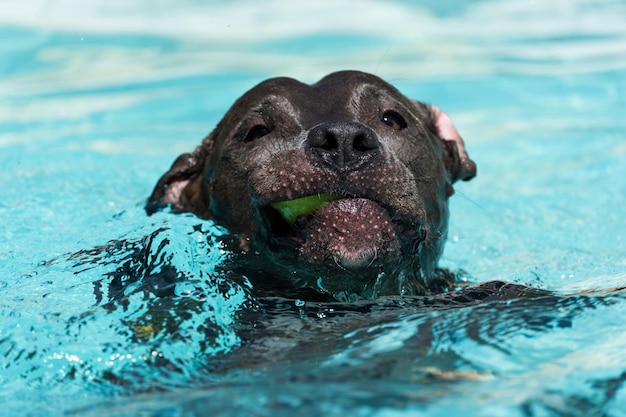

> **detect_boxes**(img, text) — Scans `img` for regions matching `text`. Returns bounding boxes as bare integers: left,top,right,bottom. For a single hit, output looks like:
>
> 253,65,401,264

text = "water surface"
1,1,626,416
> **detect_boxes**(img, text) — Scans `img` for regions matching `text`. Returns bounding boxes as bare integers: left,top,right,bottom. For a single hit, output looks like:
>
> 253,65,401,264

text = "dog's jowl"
146,71,476,301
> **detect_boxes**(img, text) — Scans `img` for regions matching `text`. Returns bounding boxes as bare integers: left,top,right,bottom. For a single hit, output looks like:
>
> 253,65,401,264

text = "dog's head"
146,71,476,300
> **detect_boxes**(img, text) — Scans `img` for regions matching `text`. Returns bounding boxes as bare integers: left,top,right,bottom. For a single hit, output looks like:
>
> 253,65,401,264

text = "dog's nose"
306,121,380,169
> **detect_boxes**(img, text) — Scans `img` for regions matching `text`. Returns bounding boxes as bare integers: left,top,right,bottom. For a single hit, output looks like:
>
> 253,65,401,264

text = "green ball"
270,194,341,224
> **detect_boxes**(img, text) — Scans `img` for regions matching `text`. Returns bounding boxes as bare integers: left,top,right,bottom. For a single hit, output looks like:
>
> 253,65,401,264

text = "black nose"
306,121,380,169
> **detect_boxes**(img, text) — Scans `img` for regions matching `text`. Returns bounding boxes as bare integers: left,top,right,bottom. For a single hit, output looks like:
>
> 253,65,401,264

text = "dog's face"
147,71,475,300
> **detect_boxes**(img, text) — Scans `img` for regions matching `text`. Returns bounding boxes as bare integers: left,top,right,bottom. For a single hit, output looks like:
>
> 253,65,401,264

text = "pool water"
2,0,626,416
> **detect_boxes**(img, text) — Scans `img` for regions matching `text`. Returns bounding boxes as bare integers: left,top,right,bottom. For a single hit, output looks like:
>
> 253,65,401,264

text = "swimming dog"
146,71,476,301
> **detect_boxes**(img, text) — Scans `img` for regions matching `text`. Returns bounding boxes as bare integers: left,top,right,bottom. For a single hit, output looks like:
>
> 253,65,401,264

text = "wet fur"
146,71,476,301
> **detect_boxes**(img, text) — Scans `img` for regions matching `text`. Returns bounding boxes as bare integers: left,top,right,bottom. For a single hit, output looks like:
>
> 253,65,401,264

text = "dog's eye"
382,111,407,131
244,125,271,142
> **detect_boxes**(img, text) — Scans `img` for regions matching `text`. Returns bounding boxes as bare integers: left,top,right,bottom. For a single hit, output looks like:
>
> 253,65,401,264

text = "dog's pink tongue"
299,198,399,269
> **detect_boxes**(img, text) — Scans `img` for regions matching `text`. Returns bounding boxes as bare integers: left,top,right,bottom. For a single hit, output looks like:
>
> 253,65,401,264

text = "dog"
146,70,476,301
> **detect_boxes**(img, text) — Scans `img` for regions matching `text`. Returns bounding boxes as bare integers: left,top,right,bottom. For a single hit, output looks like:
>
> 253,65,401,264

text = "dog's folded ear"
424,104,477,183
145,134,214,216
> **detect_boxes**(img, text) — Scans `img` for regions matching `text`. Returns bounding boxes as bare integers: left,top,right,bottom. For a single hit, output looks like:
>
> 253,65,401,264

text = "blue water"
1,1,626,416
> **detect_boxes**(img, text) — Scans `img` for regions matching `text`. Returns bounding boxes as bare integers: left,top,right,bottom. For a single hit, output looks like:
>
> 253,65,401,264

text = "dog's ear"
145,133,214,216
426,104,476,183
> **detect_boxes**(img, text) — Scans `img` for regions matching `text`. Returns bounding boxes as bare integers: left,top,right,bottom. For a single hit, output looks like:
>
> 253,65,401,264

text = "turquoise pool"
1,1,626,416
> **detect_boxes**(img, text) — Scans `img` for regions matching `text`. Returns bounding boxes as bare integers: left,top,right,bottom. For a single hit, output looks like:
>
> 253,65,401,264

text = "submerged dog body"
147,71,475,301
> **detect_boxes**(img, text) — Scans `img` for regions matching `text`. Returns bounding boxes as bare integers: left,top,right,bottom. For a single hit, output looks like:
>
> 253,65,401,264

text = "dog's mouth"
260,193,345,240
260,194,402,270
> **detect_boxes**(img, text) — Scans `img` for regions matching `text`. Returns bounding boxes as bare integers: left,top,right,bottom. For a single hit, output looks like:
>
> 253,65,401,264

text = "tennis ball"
270,194,341,224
